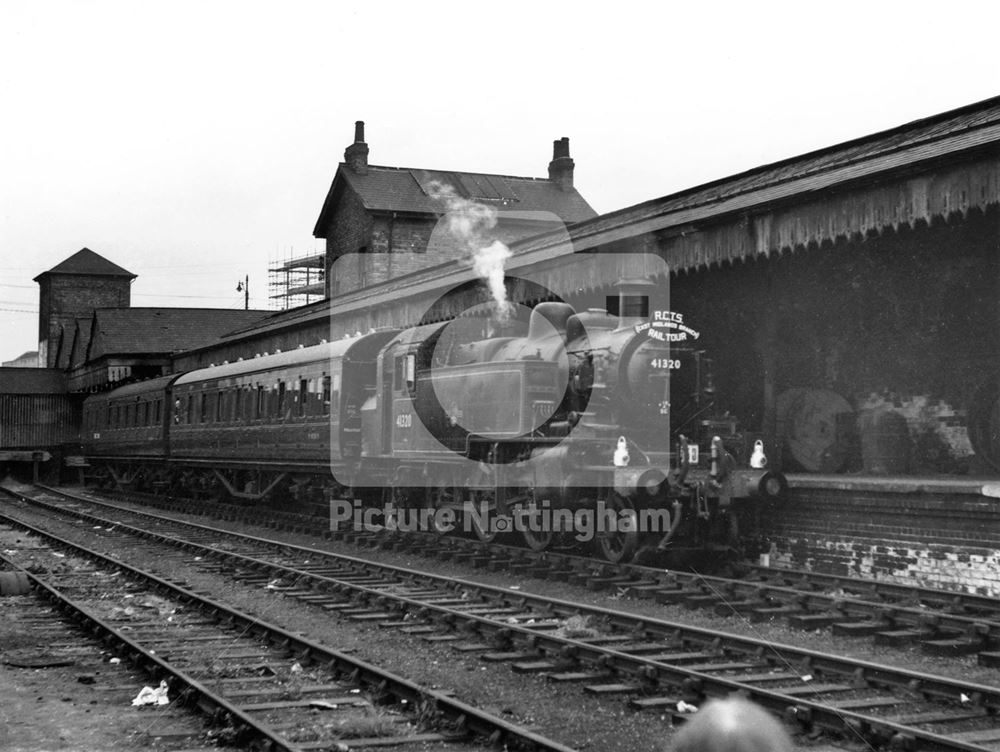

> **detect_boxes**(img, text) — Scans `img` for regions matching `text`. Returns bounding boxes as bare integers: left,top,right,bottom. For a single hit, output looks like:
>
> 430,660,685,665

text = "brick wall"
757,482,1000,596
325,187,372,297
39,274,131,367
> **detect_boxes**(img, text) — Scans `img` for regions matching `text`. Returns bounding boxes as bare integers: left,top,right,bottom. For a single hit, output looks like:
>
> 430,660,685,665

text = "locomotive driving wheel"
466,489,501,542
595,493,639,563
519,500,554,552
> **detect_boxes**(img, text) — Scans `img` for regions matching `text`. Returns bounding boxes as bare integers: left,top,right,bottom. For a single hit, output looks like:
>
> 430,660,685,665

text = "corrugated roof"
314,164,597,236
34,248,136,280
86,308,272,359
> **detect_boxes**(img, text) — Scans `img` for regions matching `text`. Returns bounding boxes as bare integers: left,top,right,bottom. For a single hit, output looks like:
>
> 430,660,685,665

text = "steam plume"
427,180,513,318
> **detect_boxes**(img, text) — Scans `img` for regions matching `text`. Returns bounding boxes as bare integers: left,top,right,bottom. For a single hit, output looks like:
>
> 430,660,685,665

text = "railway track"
0,510,577,752
68,484,1000,667
6,485,1000,751
0,570,211,749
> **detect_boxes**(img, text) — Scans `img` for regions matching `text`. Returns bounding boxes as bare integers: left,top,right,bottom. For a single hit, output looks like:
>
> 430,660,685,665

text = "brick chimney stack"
344,120,369,175
548,137,574,191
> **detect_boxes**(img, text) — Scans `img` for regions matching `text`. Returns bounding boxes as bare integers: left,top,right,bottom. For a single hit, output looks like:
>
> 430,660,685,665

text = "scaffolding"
268,251,325,310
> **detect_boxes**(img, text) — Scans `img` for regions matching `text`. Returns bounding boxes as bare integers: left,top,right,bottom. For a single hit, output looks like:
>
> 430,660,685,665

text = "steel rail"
9,491,1000,752
0,552,302,751
0,510,578,752
67,482,1000,652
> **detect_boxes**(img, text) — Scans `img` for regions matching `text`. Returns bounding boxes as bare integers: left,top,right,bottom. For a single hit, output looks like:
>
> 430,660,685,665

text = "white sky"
2,0,999,363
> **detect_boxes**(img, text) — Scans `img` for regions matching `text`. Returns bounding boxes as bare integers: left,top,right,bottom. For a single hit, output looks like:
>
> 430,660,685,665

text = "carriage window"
154,400,161,424
107,405,112,427
142,401,149,425
322,375,331,415
298,379,308,417
199,392,208,422
276,381,287,417
215,390,224,422
186,394,193,424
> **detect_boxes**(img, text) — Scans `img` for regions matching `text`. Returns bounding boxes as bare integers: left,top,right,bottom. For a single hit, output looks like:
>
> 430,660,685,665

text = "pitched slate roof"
34,248,136,280
68,318,93,370
314,165,597,236
85,308,272,360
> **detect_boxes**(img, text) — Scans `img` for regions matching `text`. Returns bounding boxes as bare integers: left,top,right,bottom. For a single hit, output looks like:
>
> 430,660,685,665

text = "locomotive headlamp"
613,436,630,467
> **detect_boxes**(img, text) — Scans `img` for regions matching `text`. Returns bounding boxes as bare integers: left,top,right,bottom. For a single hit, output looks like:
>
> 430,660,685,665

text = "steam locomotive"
81,282,785,563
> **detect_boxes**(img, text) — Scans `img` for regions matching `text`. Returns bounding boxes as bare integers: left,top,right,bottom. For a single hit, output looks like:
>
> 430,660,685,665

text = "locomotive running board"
211,469,288,502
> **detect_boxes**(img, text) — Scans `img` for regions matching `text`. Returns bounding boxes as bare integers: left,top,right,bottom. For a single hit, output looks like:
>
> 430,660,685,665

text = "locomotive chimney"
345,120,369,175
548,137,574,191
612,278,656,327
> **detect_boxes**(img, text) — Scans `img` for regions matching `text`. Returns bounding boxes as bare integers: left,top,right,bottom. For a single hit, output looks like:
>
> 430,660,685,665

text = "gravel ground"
63,488,997,688
0,526,210,752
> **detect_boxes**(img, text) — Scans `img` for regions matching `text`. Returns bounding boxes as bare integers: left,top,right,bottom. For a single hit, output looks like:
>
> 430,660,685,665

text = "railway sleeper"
831,619,893,637
873,628,935,647
979,651,1000,668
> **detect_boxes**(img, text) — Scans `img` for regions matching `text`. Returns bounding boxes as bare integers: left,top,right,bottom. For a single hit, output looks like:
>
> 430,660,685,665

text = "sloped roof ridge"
36,247,136,279
576,93,1000,226
96,306,273,314
362,163,551,182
